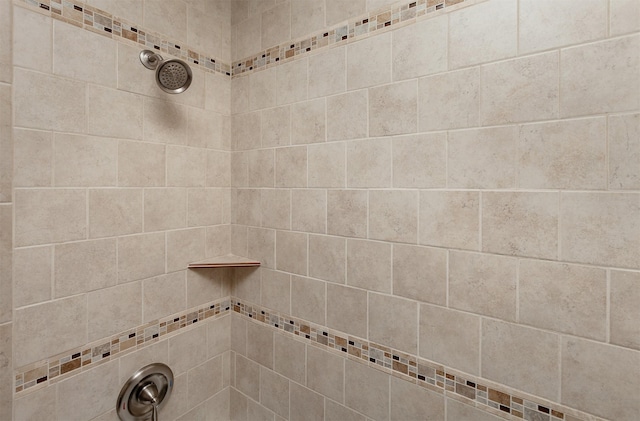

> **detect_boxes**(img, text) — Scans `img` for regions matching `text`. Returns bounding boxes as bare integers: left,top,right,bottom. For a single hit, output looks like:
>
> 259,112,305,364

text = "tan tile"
0,0,8,83
347,32,391,90
561,337,640,421
13,129,52,187
261,189,291,230
393,244,446,305
482,319,559,400
561,35,640,117
390,376,444,420
205,72,231,115
232,111,261,151
117,232,165,283
292,98,326,145
276,230,307,275
118,141,166,187
347,138,391,188
392,15,447,81
274,331,306,384
169,324,207,375
609,113,640,190
87,84,143,140
292,189,326,233
0,84,8,202
275,146,307,187
247,321,274,368
207,150,231,187
262,105,291,147
87,282,141,341
446,399,504,421
309,234,346,284
325,400,365,421
187,268,225,308
188,356,224,408
327,90,367,142
307,344,344,403
234,188,261,226
308,143,346,188
369,293,418,354
290,382,324,421
13,246,51,307
519,260,607,340
420,304,480,375
369,80,417,137
345,359,390,421
15,189,86,246
188,188,225,227
206,224,231,259
449,251,517,321
166,228,206,272
143,271,186,322
188,107,224,149
206,315,231,359
0,204,9,323
231,75,250,115
248,149,274,187
518,117,607,189
369,190,418,243
89,189,143,238
448,0,517,69
55,238,117,297
610,0,640,35
560,193,640,269
261,268,291,314
419,191,480,251
347,239,392,293
392,133,446,188
145,188,187,232
167,145,206,187
261,1,289,51
143,97,188,144
14,384,56,421
13,6,51,72
291,0,325,39
291,275,326,326
327,284,367,338
276,58,308,105
309,46,346,99
610,270,640,350
482,192,559,259
247,227,276,269
250,66,276,111
144,0,187,41
260,368,289,419
326,0,365,25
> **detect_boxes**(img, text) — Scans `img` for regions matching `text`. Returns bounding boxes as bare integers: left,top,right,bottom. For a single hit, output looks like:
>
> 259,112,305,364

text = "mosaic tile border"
231,0,471,77
16,0,232,77
14,297,231,396
231,297,608,421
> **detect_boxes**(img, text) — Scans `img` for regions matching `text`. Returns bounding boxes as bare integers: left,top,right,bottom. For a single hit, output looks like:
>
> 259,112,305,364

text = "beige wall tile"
291,275,326,325
611,0,640,35
327,90,367,142
14,68,85,133
327,189,368,238
118,340,169,385
167,145,206,187
560,193,640,269
55,238,117,297
235,14,261,60
519,0,607,54
609,113,640,190
518,117,607,189
14,294,87,366
250,67,277,111
187,268,225,308
307,344,344,403
347,138,391,188
482,319,559,401
231,314,248,356
234,189,261,226
274,332,306,384
291,98,326,145
187,188,225,227
13,246,51,307
276,58,308,105
187,107,224,149
260,368,290,418
15,189,86,247
14,383,56,421
392,133,446,188
89,189,143,238
292,189,326,233
369,80,417,137
418,67,480,131
345,359,390,421
246,397,270,421
143,98,188,145
347,32,391,90
144,0,187,42
275,146,307,187
291,0,325,39
482,192,559,260
327,284,367,338
347,239,391,293
118,141,166,187
261,189,291,230
207,315,231,358
449,0,516,69
446,399,504,421
56,360,120,421
480,52,559,125
232,111,261,150
0,84,9,203
449,251,517,321
205,72,231,116
0,205,10,323
169,324,207,375
393,244,446,305
86,0,143,23
290,382,324,421
13,6,51,72
368,190,417,243
261,268,291,314
448,126,517,189
561,337,640,421
167,227,206,272
308,143,346,188
117,232,165,283
13,129,52,187
262,105,291,147
561,34,640,117
0,0,8,82
419,191,480,251
390,376,444,420
247,321,274,368
207,150,231,187
309,234,345,284
309,47,346,99
87,281,141,341
143,271,186,321
392,15,447,81
53,134,117,187
53,21,117,87
206,224,231,258
261,1,290,50
232,152,248,188
610,270,640,350
326,0,365,25
276,230,307,275
87,84,143,140
325,400,365,421
369,293,417,354
420,304,480,375
247,227,276,269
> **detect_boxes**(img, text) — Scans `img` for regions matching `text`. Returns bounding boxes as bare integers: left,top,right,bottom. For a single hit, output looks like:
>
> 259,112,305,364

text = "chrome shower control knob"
117,363,173,421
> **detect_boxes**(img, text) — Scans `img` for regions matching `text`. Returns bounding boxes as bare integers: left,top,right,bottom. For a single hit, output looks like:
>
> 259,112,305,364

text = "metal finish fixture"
117,363,174,421
139,50,192,94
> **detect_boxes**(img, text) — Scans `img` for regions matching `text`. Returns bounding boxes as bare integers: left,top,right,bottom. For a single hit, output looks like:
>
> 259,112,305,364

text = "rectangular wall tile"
309,143,345,188
392,14,447,81
306,344,344,403
345,359,390,421
419,190,480,251
609,113,640,190
327,90,367,142
87,84,143,140
55,239,117,297
347,32,391,90
610,270,640,350
87,281,141,341
347,138,391,188
369,80,417,137
89,189,143,238
118,141,166,187
291,98,326,145
0,204,11,323
309,46,346,99
13,129,52,188
117,232,165,284
143,272,187,322
369,293,417,355
347,239,391,293
53,134,117,187
326,284,367,338
13,246,51,308
309,234,345,285
393,244,446,305
392,133,446,188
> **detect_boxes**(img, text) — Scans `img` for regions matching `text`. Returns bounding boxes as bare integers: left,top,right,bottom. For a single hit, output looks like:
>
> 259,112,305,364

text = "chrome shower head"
139,50,192,94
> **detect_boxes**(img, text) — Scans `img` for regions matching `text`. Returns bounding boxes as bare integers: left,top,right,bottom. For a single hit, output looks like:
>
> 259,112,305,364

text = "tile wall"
229,0,640,420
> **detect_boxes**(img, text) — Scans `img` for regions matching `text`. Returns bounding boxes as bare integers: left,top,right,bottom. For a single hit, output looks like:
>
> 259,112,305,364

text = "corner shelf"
188,254,261,268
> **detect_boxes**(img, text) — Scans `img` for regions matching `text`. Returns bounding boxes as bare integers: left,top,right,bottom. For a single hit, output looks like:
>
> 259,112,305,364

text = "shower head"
139,50,192,94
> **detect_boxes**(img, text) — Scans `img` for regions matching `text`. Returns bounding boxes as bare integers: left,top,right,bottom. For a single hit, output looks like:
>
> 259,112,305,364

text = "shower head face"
155,59,192,94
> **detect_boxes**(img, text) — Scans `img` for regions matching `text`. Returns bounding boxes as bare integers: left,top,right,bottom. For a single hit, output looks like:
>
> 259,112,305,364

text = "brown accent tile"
336,336,347,348
513,396,523,404
456,382,476,400
60,358,81,375
488,389,511,406
393,360,408,374
513,410,524,418
24,366,47,383
551,410,564,418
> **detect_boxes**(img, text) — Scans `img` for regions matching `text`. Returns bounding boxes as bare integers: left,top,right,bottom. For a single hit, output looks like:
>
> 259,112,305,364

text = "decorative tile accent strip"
231,0,471,77
16,0,232,76
14,297,231,395
231,297,609,421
